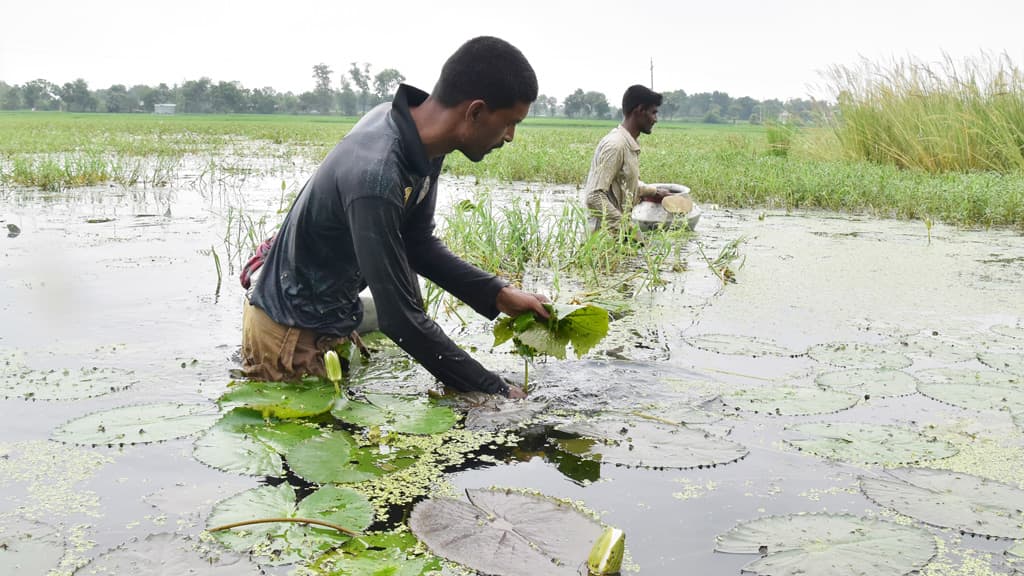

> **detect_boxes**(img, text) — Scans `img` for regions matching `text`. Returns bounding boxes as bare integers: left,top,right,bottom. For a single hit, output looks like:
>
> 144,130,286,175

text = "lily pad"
784,422,958,465
1008,542,1024,573
807,342,912,370
286,430,419,484
409,488,605,576
860,468,1024,539
555,418,748,469
0,364,136,401
330,394,458,435
53,402,220,446
815,369,919,398
493,303,609,359
311,532,441,576
979,351,1024,377
914,366,1020,388
899,331,976,363
206,483,373,566
0,518,64,575
74,532,258,574
715,513,936,576
193,408,322,476
684,333,794,357
917,382,1024,413
721,386,860,415
992,324,1024,341
218,378,336,419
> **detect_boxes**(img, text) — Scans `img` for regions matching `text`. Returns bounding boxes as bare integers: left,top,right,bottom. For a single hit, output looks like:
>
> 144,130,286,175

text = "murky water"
2,162,1023,575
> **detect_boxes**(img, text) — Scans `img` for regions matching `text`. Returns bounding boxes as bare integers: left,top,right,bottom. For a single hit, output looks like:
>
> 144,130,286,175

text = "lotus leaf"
493,303,609,360
860,468,1024,539
917,383,1024,413
193,408,322,476
218,378,336,419
815,368,919,398
409,488,605,576
684,333,794,357
715,513,936,576
721,386,860,415
914,366,1020,388
0,364,136,401
74,532,257,574
784,422,957,465
312,532,441,576
331,393,458,434
286,429,419,484
979,351,1024,377
807,342,912,370
0,518,63,575
53,402,219,445
206,483,373,566
555,418,748,469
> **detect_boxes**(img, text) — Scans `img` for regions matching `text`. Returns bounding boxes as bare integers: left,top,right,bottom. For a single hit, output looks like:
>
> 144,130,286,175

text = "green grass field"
1,111,1021,228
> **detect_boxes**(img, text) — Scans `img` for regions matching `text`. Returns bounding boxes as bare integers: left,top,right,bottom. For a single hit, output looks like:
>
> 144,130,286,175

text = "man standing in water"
583,85,670,234
241,36,548,399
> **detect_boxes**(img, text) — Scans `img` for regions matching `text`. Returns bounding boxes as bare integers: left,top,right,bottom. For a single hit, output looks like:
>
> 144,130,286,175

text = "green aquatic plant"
715,513,936,576
52,402,220,446
218,378,336,419
330,393,458,435
192,408,322,476
492,302,610,391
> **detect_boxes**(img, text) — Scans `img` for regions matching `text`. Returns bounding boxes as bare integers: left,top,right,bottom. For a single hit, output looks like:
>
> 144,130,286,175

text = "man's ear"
465,99,487,122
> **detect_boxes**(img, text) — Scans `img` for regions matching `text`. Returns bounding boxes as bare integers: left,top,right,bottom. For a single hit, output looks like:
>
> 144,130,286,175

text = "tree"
582,91,610,118
59,78,95,112
23,79,59,110
142,83,172,112
337,77,358,116
105,84,131,113
563,89,585,117
349,62,371,114
2,85,22,110
312,63,334,114
179,77,213,113
211,81,247,113
250,87,279,114
373,68,405,102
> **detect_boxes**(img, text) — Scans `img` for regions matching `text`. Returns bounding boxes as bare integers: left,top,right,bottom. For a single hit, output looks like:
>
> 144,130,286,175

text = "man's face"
459,100,531,162
639,105,659,135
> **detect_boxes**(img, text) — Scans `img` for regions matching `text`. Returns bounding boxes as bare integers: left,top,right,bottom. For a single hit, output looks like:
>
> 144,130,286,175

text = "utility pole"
650,58,654,90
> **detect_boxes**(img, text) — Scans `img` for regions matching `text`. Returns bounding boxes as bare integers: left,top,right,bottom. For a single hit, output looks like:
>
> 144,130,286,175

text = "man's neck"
621,118,642,141
410,97,462,160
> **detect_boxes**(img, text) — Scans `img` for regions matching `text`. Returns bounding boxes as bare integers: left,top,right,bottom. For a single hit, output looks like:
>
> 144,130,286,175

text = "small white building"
154,103,176,115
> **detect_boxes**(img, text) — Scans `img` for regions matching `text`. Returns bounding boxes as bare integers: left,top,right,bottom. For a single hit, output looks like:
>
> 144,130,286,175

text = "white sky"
2,0,1022,103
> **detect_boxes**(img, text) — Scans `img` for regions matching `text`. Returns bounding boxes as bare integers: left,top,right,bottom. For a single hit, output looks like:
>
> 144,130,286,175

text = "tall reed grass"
828,53,1024,173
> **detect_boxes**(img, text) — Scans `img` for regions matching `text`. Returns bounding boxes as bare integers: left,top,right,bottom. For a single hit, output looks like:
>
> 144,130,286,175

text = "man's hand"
505,384,527,399
496,286,550,319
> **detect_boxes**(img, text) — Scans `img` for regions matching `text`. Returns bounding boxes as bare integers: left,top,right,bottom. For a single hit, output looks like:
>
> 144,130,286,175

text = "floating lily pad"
53,402,219,445
721,386,860,416
715,513,936,576
979,351,1024,377
0,362,136,401
331,394,458,435
992,324,1024,341
286,430,419,484
74,532,258,574
899,331,976,363
684,333,794,357
206,483,373,566
917,383,1024,413
784,422,958,465
193,408,322,476
555,418,748,469
218,379,336,419
409,488,605,576
0,518,64,575
915,367,1020,388
860,468,1024,539
311,532,441,576
807,342,912,370
493,303,609,359
1008,542,1024,573
815,369,919,398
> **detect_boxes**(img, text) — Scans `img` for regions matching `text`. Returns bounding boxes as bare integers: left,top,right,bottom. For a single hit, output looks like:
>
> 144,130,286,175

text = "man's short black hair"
622,85,663,116
432,36,538,110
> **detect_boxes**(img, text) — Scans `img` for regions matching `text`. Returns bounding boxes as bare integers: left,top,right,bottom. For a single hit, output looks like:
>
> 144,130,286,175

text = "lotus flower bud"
587,527,625,575
324,350,342,383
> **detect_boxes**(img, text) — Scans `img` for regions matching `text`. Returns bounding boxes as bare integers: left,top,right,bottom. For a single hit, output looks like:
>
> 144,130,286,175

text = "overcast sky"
3,0,1022,103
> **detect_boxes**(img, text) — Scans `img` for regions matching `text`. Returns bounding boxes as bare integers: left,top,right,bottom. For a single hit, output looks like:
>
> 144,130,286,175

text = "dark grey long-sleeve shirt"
251,84,510,395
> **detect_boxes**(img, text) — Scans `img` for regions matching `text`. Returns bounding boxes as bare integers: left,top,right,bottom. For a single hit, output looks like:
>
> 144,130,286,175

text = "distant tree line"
0,65,829,124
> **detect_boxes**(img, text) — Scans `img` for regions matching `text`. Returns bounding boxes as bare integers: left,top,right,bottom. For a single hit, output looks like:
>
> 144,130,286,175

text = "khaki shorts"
241,302,367,381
